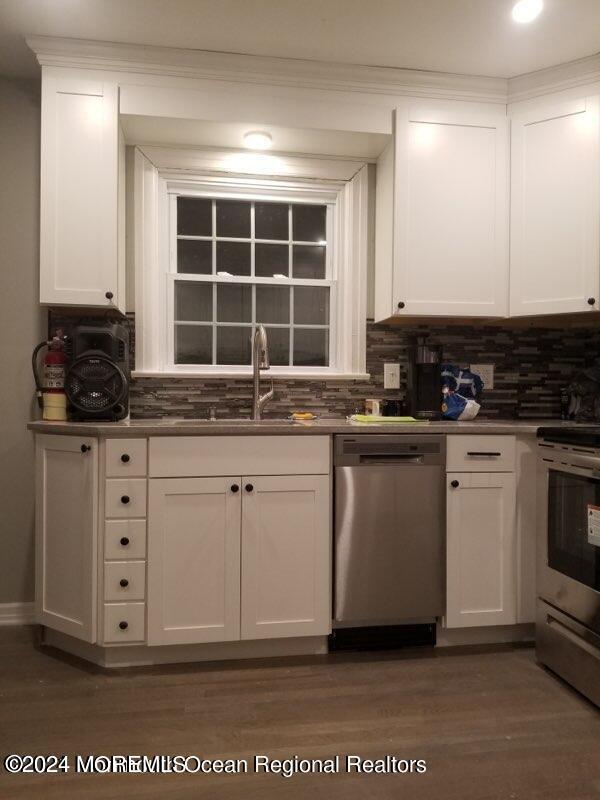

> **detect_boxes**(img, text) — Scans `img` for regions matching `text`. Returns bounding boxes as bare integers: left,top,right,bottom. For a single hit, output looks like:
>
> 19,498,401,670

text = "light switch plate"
384,362,400,390
470,363,494,390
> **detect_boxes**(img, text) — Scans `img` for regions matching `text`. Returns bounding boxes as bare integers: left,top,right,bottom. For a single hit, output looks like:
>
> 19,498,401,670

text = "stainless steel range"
536,426,600,707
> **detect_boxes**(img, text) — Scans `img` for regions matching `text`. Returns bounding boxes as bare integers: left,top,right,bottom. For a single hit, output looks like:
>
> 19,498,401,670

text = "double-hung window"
133,150,368,379
172,193,333,369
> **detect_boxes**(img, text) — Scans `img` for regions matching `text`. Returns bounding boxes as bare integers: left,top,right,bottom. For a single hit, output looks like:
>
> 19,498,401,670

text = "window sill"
132,370,371,382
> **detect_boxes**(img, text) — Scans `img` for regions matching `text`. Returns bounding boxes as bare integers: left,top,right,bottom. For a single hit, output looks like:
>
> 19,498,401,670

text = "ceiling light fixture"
243,131,273,150
511,0,543,24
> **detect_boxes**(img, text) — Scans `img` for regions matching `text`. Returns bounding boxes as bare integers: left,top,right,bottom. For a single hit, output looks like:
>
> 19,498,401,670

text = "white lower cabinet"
147,477,242,646
241,475,330,640
147,473,331,646
446,471,517,628
35,434,98,642
36,433,331,654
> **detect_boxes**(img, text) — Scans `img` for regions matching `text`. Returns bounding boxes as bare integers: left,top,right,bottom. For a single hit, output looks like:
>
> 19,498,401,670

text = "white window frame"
133,147,369,379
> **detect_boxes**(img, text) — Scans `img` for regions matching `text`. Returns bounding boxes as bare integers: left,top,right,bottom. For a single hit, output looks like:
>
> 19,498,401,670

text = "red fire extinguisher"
32,330,68,421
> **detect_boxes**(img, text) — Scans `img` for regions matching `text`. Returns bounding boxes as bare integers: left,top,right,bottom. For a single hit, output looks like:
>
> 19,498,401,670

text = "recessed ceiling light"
243,131,273,150
512,0,543,24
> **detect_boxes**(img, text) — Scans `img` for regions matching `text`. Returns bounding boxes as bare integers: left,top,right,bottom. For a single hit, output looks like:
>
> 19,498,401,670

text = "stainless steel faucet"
252,324,274,420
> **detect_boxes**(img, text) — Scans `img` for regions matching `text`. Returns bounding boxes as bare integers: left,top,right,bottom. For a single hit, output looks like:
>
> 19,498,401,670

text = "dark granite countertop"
27,418,579,438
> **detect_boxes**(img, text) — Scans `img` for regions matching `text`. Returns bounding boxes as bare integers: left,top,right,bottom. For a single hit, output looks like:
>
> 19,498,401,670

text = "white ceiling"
1,0,599,81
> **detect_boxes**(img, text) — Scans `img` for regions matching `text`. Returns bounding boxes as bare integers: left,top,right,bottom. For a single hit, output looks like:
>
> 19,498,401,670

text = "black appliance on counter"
407,337,442,420
64,323,130,421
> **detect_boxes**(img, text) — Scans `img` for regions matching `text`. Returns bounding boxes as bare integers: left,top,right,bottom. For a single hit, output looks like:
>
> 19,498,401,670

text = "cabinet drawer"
104,519,146,560
105,439,147,478
105,479,147,518
149,435,330,478
446,436,515,472
103,602,146,643
104,561,146,602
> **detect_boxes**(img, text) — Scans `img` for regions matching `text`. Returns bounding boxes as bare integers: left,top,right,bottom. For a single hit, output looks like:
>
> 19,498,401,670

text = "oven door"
538,450,600,634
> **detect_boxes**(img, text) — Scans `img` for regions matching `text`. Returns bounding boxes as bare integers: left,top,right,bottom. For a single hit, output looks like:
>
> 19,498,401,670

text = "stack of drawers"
103,439,148,644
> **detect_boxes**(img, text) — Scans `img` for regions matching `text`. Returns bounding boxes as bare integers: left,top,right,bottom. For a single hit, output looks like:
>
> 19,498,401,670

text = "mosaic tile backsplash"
49,311,598,420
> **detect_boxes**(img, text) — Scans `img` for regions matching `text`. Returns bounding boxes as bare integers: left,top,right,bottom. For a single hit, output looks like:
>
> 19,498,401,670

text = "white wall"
0,77,45,604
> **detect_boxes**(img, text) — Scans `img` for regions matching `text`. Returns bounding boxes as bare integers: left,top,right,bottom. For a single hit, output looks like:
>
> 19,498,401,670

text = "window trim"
133,149,369,380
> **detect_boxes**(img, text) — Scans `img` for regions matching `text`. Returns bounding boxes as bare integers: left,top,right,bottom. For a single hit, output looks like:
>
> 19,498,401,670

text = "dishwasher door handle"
358,454,424,465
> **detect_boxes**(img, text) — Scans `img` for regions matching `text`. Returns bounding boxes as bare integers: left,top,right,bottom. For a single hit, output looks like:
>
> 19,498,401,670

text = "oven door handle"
540,459,600,477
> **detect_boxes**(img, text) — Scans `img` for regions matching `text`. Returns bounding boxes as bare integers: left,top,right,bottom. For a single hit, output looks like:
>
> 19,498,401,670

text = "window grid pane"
176,200,327,248
175,324,212,365
174,196,331,368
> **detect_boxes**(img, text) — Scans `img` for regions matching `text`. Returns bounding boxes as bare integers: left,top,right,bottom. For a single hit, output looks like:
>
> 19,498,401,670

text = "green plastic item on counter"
349,414,428,424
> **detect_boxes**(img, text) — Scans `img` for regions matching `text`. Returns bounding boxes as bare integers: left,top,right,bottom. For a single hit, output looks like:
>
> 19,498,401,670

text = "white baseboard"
0,602,36,626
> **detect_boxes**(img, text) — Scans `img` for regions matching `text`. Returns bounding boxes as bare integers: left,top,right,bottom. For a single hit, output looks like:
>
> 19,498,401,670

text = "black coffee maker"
407,337,442,420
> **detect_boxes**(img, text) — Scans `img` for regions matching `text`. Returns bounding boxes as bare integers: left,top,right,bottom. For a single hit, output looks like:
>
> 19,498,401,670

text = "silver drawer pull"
466,451,502,457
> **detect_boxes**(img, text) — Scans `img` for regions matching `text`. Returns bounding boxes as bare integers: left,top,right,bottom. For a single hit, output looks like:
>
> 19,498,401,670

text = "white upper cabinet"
375,102,509,320
510,96,600,317
40,73,125,309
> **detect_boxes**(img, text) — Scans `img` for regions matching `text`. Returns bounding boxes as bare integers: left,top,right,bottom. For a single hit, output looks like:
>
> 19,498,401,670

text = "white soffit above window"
121,116,388,162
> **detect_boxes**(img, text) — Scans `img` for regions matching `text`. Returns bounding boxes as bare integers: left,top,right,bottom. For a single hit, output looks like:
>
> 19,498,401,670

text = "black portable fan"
64,323,129,421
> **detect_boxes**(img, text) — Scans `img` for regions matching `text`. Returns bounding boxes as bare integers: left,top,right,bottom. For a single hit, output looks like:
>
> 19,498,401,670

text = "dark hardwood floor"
0,626,599,799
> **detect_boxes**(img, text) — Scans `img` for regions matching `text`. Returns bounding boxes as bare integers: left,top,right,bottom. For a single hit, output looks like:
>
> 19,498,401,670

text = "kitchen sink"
159,418,296,425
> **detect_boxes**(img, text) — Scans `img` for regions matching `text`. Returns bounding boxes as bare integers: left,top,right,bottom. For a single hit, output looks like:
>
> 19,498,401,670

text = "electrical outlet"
384,362,400,390
470,363,494,391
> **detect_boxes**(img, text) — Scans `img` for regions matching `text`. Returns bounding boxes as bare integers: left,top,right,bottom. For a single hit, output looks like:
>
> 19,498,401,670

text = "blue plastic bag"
441,364,484,399
441,364,483,420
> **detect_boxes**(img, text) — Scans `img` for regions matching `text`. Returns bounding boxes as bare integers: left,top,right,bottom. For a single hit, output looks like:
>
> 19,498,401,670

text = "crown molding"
508,51,600,104
26,35,508,104
27,36,600,107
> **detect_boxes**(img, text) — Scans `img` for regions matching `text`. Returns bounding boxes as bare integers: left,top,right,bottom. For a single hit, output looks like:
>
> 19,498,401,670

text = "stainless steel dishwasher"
334,434,445,625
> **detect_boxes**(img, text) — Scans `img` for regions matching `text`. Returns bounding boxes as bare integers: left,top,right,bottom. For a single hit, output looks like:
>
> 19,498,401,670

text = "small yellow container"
43,393,67,421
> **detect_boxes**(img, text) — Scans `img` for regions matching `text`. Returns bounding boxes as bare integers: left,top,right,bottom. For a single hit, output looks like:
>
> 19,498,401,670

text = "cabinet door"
510,96,600,317
40,75,124,309
147,478,241,645
241,475,331,640
446,472,516,628
35,434,98,642
375,104,509,320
